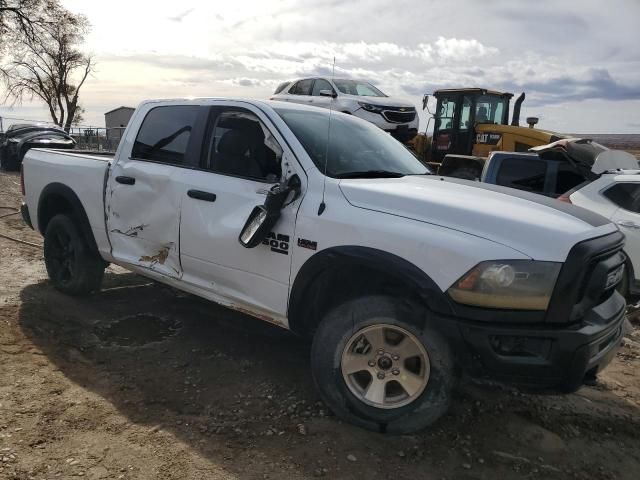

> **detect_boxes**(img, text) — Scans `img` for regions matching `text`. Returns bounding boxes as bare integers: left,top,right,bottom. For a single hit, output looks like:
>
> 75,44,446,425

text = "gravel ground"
1,169,640,480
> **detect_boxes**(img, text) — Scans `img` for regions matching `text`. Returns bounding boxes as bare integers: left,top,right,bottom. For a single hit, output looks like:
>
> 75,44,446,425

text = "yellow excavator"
411,88,565,179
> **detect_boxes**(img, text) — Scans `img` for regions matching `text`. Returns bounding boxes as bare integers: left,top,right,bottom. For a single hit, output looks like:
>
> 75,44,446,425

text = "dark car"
0,124,75,171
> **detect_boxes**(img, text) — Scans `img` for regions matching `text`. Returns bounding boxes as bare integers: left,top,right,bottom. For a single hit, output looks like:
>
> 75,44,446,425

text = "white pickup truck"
20,98,627,433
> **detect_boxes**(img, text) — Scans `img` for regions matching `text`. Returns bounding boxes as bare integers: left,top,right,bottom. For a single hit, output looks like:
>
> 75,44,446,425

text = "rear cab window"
492,154,587,197
131,105,200,165
496,156,547,193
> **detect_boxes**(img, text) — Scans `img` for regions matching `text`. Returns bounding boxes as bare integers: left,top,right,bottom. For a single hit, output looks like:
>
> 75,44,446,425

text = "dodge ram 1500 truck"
20,99,627,433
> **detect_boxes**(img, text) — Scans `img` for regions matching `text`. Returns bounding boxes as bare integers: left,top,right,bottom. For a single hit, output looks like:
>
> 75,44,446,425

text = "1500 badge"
263,232,289,255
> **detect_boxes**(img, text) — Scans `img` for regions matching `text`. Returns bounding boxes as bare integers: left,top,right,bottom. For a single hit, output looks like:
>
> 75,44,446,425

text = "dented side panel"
106,159,184,278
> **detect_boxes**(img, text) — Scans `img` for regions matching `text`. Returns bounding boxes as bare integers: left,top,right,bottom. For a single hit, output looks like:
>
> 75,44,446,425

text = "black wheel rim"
48,227,75,285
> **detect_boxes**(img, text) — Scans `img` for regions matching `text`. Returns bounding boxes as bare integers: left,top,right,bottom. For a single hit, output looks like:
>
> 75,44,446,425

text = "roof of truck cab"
433,88,513,97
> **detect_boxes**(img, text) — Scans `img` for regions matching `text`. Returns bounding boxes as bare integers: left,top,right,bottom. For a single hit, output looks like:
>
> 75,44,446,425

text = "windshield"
275,107,430,178
333,79,387,97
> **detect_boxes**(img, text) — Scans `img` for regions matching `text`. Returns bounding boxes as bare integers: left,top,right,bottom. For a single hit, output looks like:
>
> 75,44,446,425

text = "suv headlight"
358,102,384,113
448,260,561,310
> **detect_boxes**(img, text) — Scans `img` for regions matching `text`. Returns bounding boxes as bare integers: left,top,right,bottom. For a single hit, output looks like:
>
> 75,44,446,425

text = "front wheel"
44,214,106,295
311,295,455,433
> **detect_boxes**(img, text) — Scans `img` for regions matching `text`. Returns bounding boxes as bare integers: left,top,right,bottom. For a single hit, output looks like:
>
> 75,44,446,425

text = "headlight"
358,102,384,113
448,260,561,310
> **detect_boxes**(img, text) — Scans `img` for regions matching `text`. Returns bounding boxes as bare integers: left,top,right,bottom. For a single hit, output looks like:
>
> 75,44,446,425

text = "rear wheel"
311,295,455,433
44,214,105,295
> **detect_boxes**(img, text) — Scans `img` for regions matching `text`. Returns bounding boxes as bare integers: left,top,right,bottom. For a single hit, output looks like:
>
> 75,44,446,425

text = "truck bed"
22,148,113,257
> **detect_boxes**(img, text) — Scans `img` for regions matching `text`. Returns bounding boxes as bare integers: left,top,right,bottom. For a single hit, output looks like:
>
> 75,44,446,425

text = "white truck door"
178,104,304,321
106,104,201,278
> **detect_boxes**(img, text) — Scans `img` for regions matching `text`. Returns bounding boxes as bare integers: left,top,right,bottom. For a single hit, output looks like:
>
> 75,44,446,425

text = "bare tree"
1,3,93,131
0,0,46,44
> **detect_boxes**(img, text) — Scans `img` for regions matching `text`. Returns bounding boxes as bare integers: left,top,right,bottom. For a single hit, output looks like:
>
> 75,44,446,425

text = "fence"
0,115,126,152
67,126,126,152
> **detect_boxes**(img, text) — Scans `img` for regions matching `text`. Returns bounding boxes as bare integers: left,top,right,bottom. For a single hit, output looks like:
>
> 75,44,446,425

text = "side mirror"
239,175,301,248
422,94,429,111
319,89,337,98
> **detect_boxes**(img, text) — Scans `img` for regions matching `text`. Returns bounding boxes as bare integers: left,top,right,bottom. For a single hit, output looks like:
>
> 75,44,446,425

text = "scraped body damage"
106,160,183,278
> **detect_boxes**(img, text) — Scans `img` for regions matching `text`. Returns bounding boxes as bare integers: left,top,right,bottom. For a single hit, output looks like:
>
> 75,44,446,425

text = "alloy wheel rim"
48,228,75,285
340,323,430,409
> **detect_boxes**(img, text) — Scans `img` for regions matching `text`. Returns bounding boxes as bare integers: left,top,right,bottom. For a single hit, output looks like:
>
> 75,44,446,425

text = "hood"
339,175,615,261
342,94,415,109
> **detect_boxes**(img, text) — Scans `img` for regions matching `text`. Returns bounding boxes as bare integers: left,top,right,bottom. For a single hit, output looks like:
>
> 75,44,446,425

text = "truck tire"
44,214,105,295
311,295,455,433
448,166,480,180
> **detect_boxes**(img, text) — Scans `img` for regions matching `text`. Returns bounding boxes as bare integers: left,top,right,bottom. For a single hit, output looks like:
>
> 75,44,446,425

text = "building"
104,106,135,145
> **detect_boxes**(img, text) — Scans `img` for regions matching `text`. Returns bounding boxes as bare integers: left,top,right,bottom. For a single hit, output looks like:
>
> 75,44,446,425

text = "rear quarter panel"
23,149,112,257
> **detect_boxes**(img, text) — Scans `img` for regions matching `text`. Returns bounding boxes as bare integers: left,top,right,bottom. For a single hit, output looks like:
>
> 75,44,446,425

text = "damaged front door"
106,104,201,278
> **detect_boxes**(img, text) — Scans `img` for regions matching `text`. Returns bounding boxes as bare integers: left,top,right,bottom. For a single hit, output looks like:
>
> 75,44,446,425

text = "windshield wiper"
335,170,406,179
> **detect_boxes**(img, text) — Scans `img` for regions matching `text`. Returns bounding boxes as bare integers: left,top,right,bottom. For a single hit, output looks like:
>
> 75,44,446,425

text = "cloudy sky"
2,0,640,133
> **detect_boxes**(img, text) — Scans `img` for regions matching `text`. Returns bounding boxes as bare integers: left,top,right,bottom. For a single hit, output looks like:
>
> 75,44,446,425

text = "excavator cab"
428,88,517,162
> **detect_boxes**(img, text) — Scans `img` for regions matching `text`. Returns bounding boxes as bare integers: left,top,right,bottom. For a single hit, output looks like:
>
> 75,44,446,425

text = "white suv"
271,77,419,142
561,169,640,296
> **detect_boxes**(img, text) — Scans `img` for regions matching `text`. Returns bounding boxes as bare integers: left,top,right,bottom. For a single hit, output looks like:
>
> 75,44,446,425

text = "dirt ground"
1,169,640,480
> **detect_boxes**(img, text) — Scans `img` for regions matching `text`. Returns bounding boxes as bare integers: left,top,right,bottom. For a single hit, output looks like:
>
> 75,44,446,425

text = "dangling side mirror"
239,175,301,248
422,94,429,111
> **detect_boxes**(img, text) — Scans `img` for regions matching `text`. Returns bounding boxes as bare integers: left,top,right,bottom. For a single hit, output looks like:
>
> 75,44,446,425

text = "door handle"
115,176,135,185
617,220,640,230
187,189,217,202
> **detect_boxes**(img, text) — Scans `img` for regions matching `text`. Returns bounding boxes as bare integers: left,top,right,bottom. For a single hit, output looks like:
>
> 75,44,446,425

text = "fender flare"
37,182,100,255
287,246,454,335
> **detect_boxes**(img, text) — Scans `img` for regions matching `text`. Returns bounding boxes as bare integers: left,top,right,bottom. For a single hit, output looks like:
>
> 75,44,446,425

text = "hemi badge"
297,238,317,250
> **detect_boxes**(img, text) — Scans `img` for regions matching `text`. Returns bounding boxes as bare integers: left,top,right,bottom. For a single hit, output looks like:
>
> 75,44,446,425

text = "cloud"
221,77,267,88
9,0,640,133
433,37,499,60
167,8,194,22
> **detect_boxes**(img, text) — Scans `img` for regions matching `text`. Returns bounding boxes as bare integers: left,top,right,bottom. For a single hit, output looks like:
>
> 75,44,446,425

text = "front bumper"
455,290,625,392
21,202,33,229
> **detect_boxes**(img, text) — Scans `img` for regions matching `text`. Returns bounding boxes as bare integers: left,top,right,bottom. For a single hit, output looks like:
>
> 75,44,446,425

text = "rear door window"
132,105,199,165
603,183,640,213
496,157,548,193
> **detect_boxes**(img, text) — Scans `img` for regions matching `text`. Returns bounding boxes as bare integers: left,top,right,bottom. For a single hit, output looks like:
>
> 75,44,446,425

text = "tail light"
557,193,572,204
20,164,25,195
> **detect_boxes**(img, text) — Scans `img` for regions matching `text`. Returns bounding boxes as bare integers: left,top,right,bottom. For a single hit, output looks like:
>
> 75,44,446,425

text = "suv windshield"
333,79,386,97
275,107,430,178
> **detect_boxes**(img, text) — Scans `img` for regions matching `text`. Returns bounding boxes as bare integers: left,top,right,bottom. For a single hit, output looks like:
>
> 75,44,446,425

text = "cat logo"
263,232,289,255
476,133,502,145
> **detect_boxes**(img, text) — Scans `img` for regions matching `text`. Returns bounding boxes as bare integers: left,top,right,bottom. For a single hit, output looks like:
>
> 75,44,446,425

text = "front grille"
545,231,625,324
382,110,416,124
